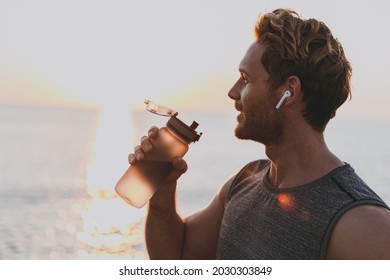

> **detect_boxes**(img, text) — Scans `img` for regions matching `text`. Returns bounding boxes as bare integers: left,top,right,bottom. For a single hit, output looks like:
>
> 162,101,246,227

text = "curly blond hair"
255,9,352,131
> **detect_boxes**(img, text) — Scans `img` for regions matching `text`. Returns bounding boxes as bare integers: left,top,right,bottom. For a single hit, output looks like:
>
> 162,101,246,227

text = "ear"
284,75,302,106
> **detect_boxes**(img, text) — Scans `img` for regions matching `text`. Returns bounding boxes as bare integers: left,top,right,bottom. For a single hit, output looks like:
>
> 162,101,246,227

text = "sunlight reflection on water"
77,106,148,259
76,196,146,259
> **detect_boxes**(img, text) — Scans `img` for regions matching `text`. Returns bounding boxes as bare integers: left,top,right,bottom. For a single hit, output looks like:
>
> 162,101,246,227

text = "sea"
1,104,389,260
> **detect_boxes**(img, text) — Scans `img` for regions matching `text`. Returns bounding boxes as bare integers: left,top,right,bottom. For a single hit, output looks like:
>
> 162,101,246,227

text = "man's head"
229,42,285,145
253,8,352,132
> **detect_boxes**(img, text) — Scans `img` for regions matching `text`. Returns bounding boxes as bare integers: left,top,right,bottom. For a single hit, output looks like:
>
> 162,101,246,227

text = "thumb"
172,157,188,174
163,157,188,184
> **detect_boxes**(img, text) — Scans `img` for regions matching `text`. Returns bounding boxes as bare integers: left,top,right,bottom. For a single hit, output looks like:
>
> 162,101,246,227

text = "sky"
1,0,390,118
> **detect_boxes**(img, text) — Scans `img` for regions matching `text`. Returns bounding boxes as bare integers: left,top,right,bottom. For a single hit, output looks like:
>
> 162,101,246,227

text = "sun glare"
86,104,132,197
76,104,147,259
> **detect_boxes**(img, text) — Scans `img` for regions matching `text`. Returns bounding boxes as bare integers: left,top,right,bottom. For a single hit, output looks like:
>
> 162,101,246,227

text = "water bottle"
115,100,202,208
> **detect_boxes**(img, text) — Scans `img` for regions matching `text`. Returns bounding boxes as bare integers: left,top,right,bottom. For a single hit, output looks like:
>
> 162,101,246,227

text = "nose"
228,79,241,101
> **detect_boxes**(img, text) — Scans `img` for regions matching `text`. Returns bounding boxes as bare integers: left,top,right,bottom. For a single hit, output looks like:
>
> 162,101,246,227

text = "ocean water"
0,105,389,260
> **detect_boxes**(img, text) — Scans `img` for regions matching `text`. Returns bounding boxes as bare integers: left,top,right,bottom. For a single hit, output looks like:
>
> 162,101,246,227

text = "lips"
234,102,244,122
234,102,243,112
236,113,242,121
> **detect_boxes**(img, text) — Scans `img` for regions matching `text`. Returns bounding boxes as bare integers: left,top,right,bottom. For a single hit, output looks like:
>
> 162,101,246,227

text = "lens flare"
276,193,296,212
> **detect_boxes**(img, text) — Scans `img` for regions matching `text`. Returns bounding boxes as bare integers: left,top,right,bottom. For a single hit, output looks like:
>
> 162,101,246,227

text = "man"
129,9,390,259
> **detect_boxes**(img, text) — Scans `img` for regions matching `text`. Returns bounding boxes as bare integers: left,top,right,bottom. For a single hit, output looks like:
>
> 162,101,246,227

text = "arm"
182,175,233,259
145,172,233,260
145,158,186,259
130,127,233,259
325,204,390,259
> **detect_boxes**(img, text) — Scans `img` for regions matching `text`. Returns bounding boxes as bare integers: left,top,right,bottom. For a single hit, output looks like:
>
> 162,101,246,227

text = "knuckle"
140,139,152,151
134,145,141,152
128,154,136,164
148,126,159,137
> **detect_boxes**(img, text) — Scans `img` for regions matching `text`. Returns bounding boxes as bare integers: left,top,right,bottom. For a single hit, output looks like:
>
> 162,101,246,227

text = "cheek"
240,86,257,106
241,88,266,111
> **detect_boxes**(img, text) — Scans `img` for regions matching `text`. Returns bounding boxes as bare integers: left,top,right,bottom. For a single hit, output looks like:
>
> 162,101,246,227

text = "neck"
265,126,344,189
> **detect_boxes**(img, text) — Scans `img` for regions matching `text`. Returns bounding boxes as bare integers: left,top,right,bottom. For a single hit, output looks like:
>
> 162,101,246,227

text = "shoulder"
326,204,390,259
229,159,270,188
220,159,269,202
238,159,270,175
181,160,266,259
189,158,269,219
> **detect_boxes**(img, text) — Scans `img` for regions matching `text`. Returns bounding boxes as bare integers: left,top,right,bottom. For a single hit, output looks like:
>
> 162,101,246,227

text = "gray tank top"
216,160,389,259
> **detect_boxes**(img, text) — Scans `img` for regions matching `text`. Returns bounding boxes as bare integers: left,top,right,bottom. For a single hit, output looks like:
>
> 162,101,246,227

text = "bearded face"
234,90,284,145
229,43,286,146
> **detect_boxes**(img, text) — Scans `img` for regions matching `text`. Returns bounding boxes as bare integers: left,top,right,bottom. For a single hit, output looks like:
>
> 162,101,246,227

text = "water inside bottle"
134,160,173,188
115,160,174,208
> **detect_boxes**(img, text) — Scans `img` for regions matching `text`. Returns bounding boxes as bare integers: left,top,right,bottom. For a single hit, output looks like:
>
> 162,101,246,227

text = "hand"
128,126,188,185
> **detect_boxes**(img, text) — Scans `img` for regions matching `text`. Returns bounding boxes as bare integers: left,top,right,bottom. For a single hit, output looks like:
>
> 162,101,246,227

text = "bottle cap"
144,99,178,117
166,116,202,144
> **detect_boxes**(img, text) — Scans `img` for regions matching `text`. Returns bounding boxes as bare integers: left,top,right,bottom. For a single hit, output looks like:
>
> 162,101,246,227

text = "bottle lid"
166,116,202,144
144,99,178,117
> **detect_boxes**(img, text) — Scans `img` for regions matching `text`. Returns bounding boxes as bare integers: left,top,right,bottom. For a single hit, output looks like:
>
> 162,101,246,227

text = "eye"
240,72,249,84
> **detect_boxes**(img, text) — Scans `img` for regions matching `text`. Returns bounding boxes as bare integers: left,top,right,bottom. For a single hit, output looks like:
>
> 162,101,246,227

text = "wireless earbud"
275,90,292,110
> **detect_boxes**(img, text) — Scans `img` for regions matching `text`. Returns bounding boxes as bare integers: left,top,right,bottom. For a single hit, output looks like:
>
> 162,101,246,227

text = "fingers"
140,136,153,153
134,145,144,160
128,153,136,165
128,126,159,165
129,142,149,163
148,126,159,139
128,145,143,164
162,157,188,184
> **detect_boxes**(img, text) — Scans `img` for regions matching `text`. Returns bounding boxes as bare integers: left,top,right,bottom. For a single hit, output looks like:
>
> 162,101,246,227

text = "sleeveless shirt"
216,160,389,259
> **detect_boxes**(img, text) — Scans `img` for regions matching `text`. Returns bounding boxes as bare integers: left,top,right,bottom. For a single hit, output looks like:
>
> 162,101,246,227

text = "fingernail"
136,152,143,160
145,143,152,152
